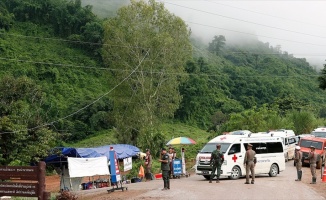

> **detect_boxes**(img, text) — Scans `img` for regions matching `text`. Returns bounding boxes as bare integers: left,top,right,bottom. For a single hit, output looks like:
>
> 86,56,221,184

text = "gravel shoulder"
46,161,326,200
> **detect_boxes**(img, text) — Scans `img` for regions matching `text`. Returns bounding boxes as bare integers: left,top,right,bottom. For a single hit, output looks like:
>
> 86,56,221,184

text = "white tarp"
68,157,110,178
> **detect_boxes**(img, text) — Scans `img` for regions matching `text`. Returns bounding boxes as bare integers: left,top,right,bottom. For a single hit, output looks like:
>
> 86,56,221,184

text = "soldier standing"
209,144,224,183
294,146,302,181
308,146,318,184
159,148,170,190
244,143,256,184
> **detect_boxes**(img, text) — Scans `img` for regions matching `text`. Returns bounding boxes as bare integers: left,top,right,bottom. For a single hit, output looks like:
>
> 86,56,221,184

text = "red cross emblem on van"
232,154,238,162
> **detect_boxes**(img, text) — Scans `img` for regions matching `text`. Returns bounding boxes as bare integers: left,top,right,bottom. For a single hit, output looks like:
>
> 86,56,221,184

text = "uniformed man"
244,143,256,184
159,148,170,190
209,144,224,183
294,146,302,181
308,146,318,184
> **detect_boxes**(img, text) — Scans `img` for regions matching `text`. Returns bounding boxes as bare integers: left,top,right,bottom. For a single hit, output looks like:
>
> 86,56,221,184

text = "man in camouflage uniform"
308,146,318,184
209,144,224,183
294,146,302,181
159,148,170,190
244,143,256,184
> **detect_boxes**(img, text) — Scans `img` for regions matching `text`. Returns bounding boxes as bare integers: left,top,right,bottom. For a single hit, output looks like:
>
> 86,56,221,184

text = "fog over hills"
82,0,326,70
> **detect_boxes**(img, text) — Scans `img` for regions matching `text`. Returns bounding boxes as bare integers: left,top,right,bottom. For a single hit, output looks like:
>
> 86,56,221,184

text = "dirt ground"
46,165,326,200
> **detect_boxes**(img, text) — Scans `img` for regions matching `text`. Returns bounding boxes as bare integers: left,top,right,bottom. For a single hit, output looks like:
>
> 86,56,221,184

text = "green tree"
102,0,192,145
318,63,326,90
287,110,317,135
208,35,226,55
0,2,14,31
0,76,57,165
222,105,280,132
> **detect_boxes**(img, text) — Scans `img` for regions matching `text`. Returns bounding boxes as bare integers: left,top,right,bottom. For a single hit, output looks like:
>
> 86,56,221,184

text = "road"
76,161,326,200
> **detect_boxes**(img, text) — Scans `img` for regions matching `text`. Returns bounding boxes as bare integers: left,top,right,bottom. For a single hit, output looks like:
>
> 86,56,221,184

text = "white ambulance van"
266,129,297,162
311,127,326,138
195,135,285,180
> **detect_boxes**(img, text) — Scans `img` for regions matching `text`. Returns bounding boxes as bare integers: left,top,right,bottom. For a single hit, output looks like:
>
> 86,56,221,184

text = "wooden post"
38,162,46,200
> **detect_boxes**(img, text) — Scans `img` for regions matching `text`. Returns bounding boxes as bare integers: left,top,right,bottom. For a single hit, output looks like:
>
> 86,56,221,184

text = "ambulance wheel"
229,166,241,180
203,175,210,180
268,164,278,177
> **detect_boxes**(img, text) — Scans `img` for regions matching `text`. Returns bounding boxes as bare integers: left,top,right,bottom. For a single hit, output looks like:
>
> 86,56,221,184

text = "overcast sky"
158,0,326,69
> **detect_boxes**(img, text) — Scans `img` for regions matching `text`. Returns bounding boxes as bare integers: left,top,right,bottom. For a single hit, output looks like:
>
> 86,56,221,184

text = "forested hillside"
0,0,326,165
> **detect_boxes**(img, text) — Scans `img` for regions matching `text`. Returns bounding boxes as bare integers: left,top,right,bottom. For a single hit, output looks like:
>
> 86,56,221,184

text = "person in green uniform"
209,144,224,183
159,148,170,190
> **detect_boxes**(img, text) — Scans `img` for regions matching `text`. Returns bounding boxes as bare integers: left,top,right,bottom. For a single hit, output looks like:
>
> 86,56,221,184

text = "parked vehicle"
298,136,326,169
196,134,286,180
267,130,297,162
311,127,326,138
246,129,297,162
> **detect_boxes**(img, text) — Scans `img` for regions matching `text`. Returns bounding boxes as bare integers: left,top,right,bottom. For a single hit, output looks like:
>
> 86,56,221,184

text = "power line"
0,56,322,78
186,21,326,47
160,1,326,40
3,30,326,56
205,1,326,29
0,50,150,135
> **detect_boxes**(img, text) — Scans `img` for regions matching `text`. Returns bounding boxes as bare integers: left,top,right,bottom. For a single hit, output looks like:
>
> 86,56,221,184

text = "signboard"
0,162,49,200
173,159,182,175
0,182,39,197
123,157,132,172
0,166,39,180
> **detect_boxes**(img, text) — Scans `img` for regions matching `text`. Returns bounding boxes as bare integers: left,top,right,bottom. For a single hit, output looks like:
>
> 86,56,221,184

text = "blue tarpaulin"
44,144,140,164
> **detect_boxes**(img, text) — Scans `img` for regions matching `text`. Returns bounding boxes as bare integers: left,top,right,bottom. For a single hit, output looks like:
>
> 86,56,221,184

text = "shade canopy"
166,137,196,145
44,144,140,166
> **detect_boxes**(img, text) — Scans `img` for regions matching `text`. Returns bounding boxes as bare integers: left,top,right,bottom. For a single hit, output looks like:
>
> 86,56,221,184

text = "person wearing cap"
308,146,318,184
209,144,224,183
294,146,302,181
159,148,170,190
244,143,256,184
144,149,153,181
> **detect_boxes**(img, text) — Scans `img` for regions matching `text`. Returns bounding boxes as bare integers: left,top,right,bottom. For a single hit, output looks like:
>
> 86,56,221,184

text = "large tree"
318,63,326,90
102,0,192,146
0,76,58,165
208,35,226,56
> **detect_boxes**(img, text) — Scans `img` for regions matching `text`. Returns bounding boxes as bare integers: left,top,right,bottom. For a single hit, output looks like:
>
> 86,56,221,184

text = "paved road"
77,161,325,200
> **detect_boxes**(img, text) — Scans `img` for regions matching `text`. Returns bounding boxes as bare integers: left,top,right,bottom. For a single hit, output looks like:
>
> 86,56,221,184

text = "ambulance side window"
253,143,268,154
228,144,241,155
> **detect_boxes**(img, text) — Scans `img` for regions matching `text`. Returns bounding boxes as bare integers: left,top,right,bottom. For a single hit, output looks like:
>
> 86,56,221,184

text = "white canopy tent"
59,157,110,191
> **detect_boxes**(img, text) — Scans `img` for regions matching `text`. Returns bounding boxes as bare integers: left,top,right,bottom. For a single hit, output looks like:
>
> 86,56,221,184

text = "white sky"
158,0,326,69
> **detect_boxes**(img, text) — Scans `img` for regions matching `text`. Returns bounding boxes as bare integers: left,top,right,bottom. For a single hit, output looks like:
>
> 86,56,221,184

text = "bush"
56,191,78,200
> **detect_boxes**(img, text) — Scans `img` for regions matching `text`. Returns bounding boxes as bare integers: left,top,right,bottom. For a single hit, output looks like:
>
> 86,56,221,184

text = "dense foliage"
0,0,326,166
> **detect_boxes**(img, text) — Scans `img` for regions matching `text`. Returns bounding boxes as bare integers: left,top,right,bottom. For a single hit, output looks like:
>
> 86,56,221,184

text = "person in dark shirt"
159,148,170,190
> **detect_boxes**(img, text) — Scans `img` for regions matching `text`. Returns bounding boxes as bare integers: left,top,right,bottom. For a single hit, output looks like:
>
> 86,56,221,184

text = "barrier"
322,167,326,182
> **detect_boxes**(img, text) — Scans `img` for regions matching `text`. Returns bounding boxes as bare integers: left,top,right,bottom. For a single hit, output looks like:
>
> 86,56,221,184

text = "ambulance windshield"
312,132,326,138
200,143,230,154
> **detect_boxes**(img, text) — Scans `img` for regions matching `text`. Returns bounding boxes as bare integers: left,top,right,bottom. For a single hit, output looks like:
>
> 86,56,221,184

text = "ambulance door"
226,143,243,179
